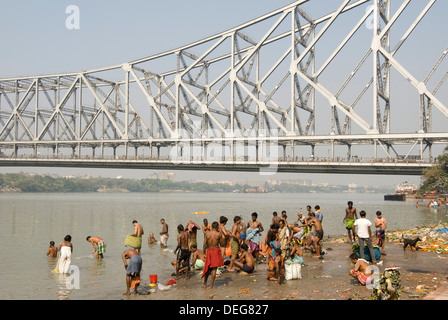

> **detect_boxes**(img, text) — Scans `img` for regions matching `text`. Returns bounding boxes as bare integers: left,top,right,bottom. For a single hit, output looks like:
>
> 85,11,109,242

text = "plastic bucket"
149,274,158,284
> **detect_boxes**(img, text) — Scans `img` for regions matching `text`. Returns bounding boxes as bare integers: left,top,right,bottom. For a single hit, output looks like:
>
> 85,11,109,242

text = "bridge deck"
0,157,430,175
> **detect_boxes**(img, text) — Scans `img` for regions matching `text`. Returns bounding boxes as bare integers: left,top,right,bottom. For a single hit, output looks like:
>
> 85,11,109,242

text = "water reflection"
55,273,72,300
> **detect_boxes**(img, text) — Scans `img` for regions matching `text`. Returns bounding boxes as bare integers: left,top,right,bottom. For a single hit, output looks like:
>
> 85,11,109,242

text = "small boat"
194,211,209,215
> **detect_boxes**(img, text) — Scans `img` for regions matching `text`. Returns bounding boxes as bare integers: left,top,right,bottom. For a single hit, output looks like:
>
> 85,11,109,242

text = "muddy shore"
123,240,448,301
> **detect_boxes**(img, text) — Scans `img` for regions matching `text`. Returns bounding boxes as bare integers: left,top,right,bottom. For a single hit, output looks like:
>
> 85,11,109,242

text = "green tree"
419,147,448,194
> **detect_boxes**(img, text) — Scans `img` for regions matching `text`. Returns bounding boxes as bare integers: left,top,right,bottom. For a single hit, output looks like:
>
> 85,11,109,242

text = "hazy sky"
1,0,446,187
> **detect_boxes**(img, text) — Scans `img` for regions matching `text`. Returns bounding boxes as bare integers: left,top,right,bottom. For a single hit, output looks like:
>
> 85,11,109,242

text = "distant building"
149,172,175,181
267,178,312,186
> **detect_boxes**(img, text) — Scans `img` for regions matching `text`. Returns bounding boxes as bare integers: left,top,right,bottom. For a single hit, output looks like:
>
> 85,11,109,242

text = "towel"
124,235,142,250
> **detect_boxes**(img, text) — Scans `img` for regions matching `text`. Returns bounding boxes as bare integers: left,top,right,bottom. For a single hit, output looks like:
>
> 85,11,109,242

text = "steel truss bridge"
1,0,447,175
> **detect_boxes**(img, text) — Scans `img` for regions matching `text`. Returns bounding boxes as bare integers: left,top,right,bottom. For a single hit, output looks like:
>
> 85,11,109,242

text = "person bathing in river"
86,236,106,259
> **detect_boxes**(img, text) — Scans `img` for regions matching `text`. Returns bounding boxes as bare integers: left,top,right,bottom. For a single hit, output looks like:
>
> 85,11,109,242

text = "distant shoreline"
0,172,393,194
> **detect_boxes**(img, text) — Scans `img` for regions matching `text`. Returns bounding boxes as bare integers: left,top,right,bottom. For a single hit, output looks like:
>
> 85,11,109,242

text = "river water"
0,191,446,300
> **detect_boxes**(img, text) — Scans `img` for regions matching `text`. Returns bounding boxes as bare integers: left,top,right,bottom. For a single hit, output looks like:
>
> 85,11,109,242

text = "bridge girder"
0,0,447,169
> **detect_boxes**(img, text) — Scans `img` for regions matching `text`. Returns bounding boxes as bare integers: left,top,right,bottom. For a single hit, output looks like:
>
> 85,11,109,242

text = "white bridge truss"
0,0,447,175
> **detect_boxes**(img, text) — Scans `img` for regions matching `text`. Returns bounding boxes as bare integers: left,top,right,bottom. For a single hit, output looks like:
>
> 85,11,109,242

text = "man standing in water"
129,220,144,255
343,201,358,244
160,218,169,248
86,236,106,259
202,221,223,289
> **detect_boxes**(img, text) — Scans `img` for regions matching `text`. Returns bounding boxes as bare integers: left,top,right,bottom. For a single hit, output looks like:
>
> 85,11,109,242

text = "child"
46,241,58,258
290,239,304,265
267,248,284,284
349,253,373,286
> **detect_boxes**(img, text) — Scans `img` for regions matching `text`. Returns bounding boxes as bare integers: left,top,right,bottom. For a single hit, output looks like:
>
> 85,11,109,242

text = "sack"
285,262,302,280
354,247,382,262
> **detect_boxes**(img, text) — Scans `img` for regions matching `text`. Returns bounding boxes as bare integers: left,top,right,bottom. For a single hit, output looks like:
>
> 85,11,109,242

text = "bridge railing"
0,153,435,165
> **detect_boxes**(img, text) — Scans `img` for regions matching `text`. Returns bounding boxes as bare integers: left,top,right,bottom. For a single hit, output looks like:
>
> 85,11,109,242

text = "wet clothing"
242,263,254,274
345,218,355,230
52,246,72,274
97,240,106,255
126,255,142,276
202,248,223,277
177,248,191,266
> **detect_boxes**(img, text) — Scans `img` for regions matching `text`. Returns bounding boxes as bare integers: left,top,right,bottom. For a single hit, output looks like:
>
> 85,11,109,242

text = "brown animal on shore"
403,236,421,251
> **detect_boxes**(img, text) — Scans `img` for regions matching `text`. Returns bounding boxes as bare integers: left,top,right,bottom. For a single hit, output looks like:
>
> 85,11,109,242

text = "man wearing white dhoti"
52,235,73,274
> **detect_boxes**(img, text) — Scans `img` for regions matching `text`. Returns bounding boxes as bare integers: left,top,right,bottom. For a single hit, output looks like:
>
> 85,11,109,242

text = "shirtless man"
190,244,206,270
122,248,142,295
202,219,212,234
239,216,247,244
47,241,58,258
307,213,324,258
174,224,190,278
343,201,358,244
202,221,223,289
148,232,158,245
248,212,264,233
231,243,255,274
160,218,169,248
271,211,281,225
375,211,387,255
349,253,373,286
218,216,230,258
228,216,242,272
86,235,107,259
129,220,144,254
202,219,212,250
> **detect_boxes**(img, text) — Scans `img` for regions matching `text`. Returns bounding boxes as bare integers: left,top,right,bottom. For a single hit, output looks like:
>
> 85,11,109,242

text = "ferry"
395,181,418,195
384,181,417,201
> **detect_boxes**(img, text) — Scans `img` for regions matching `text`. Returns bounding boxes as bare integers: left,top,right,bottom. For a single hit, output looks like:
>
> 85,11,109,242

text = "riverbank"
121,238,448,301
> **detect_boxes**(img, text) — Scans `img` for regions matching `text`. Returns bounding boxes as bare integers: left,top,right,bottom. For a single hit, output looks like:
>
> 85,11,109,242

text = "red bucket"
149,274,158,284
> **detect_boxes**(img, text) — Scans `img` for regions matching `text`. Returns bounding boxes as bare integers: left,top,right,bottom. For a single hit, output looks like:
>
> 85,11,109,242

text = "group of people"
46,201,390,293
344,201,388,286
150,205,327,288
46,220,143,295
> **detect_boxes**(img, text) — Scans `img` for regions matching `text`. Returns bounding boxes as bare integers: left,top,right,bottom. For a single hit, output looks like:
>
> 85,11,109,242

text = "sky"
0,0,447,187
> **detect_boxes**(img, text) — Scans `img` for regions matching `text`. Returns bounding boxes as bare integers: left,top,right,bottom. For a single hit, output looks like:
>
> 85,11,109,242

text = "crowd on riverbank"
46,201,448,299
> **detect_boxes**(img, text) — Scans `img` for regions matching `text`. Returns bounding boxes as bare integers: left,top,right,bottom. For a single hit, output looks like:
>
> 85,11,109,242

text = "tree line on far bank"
0,172,392,193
